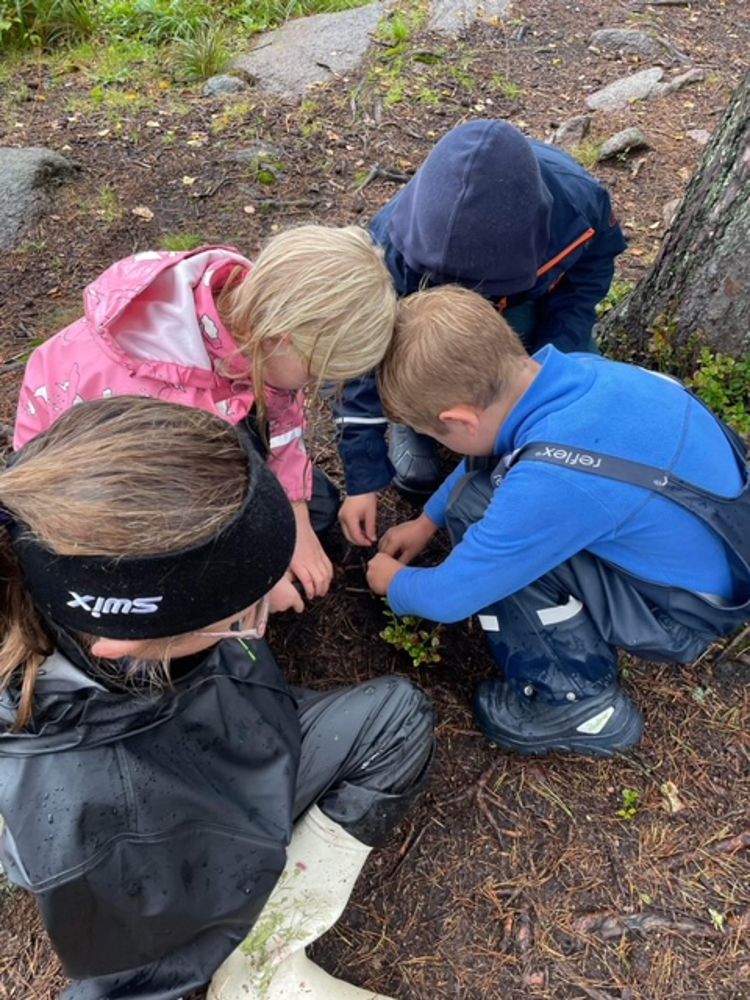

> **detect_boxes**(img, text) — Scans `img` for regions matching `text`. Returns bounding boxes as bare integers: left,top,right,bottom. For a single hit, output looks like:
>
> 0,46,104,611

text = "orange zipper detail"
536,227,596,278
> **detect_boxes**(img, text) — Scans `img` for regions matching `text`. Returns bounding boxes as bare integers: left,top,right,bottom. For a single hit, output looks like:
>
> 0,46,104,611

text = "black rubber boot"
388,424,443,500
473,677,644,757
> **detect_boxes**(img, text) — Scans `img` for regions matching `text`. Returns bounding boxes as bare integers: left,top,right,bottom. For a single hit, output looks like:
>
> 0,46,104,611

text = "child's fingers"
363,505,377,546
339,496,377,547
341,516,369,546
378,528,397,554
270,575,305,613
291,563,317,600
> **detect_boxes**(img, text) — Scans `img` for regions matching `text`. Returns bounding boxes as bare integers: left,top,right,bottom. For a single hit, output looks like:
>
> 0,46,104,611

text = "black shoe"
472,678,644,757
388,424,443,500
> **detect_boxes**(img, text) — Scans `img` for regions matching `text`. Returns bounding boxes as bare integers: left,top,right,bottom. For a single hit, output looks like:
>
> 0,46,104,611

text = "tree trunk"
599,73,750,358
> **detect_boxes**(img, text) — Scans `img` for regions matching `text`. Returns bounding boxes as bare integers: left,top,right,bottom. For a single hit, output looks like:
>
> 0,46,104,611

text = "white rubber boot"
207,805,395,1000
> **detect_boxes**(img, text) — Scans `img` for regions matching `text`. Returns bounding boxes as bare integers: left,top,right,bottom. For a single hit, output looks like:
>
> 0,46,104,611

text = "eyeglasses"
198,593,271,641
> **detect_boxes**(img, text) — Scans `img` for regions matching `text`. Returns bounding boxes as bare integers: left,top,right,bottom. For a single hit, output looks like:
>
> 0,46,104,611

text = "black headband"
10,437,296,640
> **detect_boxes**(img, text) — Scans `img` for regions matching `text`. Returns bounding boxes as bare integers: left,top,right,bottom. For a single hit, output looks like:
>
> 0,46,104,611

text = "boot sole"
476,703,644,757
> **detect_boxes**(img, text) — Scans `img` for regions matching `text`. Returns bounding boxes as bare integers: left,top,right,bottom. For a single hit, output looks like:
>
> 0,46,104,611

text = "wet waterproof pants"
62,677,433,1000
445,425,750,703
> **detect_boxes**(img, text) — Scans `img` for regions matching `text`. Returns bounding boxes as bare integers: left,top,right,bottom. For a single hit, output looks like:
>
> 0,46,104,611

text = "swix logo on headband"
66,592,163,619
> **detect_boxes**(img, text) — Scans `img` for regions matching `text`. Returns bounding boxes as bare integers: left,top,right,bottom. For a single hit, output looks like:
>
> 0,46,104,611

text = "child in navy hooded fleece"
335,120,627,545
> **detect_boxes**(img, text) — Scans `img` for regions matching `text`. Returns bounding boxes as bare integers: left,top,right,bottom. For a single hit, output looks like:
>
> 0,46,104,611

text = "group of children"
1,118,748,1000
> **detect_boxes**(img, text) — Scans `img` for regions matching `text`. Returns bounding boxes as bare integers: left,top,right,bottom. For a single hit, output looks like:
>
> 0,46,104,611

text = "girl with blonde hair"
0,396,433,1000
14,225,397,606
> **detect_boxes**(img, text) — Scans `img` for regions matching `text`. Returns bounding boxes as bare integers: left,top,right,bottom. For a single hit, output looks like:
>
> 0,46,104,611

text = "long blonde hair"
0,397,249,727
218,225,397,423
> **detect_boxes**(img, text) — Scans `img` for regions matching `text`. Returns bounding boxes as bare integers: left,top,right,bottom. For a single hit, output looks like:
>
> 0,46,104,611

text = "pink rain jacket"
14,247,312,500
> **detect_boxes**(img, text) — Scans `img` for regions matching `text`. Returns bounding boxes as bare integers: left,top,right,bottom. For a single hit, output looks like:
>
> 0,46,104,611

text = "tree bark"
599,74,750,358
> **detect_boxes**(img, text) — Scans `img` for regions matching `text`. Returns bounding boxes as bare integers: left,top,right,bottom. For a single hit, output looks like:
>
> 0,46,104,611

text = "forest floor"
1,1,749,998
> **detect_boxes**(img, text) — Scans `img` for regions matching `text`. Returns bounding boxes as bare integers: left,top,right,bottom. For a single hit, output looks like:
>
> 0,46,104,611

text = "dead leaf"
132,205,154,222
660,780,685,814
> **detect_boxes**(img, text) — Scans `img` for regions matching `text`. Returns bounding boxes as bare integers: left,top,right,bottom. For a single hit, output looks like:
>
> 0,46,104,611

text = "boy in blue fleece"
337,118,627,546
367,287,750,756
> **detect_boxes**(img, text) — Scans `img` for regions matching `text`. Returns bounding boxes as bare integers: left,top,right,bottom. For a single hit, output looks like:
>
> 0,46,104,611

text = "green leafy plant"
596,277,634,319
380,606,441,668
644,315,750,435
687,348,750,436
617,787,641,821
1,0,96,51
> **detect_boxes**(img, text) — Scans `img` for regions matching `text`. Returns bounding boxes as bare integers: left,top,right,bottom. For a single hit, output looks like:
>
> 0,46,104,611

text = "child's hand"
367,552,405,595
379,513,438,564
269,572,305,614
290,502,334,599
339,492,378,546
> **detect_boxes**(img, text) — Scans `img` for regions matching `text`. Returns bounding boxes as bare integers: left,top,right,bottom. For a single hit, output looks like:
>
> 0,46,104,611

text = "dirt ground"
1,1,749,998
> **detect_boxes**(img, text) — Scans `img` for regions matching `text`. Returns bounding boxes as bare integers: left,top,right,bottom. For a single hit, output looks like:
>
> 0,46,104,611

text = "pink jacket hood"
14,247,312,500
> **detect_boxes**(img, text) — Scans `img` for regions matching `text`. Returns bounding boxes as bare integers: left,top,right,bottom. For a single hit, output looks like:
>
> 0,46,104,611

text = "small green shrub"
617,787,641,821
687,348,750,437
645,315,750,435
596,277,634,319
380,606,441,668
170,22,228,82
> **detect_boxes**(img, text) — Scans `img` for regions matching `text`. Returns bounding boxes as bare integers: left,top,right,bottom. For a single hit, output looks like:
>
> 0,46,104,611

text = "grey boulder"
0,146,74,253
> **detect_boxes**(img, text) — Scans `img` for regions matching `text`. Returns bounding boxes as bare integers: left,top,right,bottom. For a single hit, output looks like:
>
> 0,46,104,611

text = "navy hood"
388,119,553,296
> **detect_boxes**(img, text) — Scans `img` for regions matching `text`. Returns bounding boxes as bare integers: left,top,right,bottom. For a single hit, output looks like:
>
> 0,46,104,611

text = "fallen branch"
353,163,411,194
0,360,26,376
250,198,322,210
573,909,720,939
390,822,429,876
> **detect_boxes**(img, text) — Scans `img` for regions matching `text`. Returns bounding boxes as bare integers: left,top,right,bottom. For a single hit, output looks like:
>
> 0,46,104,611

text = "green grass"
55,37,161,85
160,231,204,251
97,185,124,222
210,99,256,133
490,72,522,99
570,141,601,169
1,0,96,51
378,10,411,45
170,23,228,81
1,0,371,81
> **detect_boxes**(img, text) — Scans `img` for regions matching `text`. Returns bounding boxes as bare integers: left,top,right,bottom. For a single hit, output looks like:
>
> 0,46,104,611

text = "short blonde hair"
379,286,528,432
219,225,396,395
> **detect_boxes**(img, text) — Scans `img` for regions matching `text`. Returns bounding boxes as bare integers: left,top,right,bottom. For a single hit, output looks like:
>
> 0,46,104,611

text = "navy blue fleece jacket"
387,348,744,622
334,121,627,496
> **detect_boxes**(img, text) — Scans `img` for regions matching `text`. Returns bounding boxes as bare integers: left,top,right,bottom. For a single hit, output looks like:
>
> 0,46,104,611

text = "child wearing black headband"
0,397,433,1000
14,226,397,611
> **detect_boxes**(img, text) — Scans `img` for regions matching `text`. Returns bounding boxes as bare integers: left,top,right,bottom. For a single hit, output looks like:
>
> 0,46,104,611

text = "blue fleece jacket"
334,124,627,496
387,348,744,622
